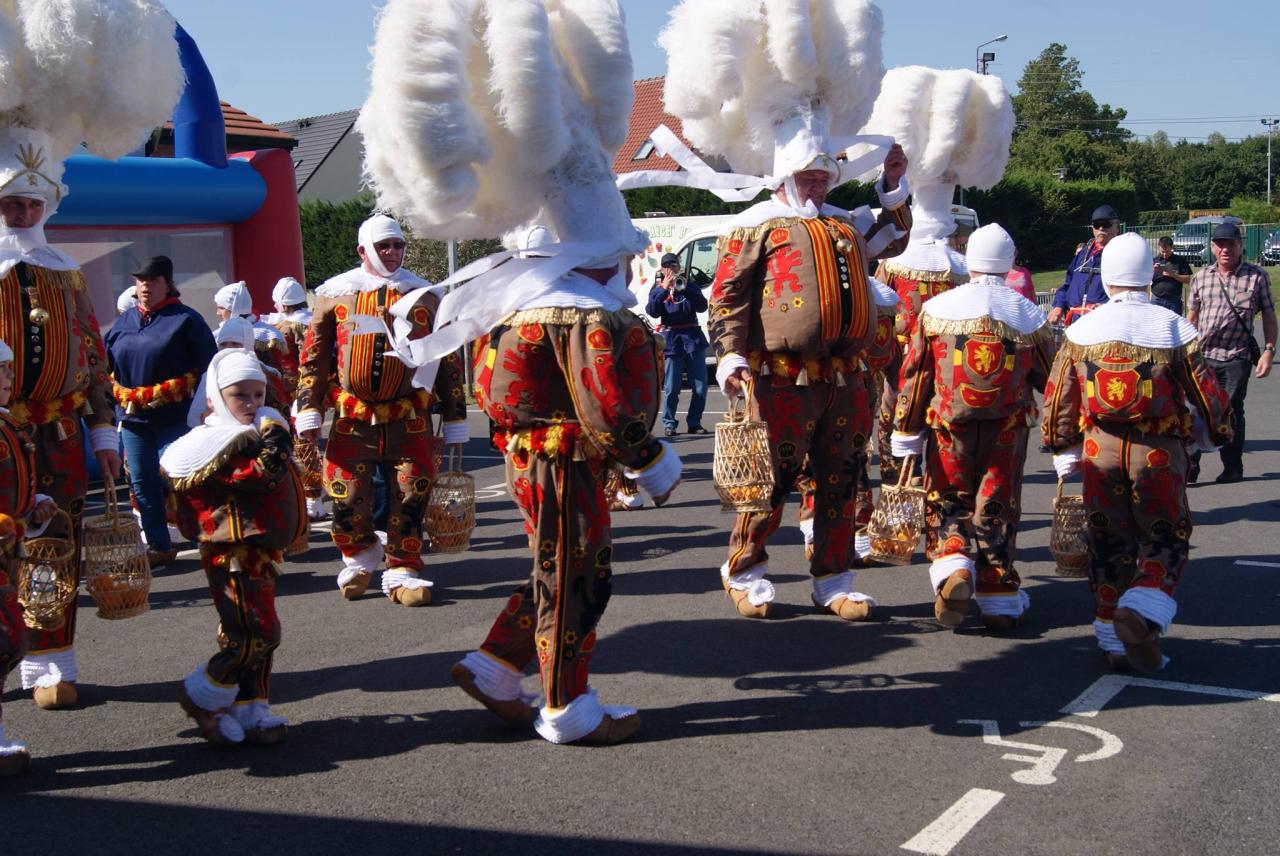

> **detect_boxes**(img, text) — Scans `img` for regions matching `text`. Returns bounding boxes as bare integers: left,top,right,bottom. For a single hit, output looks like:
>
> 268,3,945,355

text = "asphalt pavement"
4,379,1280,855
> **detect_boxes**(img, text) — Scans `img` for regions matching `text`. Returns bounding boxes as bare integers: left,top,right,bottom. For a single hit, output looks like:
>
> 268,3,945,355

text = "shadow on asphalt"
0,794,763,855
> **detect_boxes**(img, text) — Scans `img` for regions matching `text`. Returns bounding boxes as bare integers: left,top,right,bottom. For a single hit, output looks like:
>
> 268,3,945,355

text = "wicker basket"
1050,479,1090,577
713,382,773,514
82,479,151,620
17,508,78,631
866,455,927,566
426,445,475,554
294,435,323,492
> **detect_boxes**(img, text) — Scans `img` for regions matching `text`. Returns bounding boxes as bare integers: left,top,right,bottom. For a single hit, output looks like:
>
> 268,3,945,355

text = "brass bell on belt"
28,307,50,326
835,238,853,253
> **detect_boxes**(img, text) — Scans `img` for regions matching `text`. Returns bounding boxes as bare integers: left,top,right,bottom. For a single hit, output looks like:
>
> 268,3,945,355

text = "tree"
1009,43,1131,179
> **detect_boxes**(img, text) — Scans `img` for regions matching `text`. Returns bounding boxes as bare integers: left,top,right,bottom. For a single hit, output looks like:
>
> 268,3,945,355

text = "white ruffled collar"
1066,290,1199,349
0,223,78,278
316,265,431,297
887,237,968,276
921,279,1046,335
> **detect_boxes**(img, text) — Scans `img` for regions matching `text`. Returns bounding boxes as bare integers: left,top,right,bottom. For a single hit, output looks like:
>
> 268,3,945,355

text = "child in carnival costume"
162,350,307,744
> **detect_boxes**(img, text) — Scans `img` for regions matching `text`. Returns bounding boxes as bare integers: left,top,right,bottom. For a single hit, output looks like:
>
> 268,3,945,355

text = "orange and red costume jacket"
296,282,465,426
169,420,307,553
473,304,665,473
709,201,911,378
896,291,1057,433
1,263,114,432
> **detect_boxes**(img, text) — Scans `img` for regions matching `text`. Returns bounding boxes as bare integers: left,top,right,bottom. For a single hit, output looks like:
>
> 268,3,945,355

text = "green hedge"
965,170,1138,269
299,196,501,286
1136,209,1187,227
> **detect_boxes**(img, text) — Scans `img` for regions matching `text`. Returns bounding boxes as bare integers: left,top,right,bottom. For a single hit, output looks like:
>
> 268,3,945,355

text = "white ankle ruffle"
20,648,78,690
812,570,876,607
1093,620,1125,655
458,651,526,702
929,553,974,592
1118,587,1176,634
534,687,636,745
0,723,27,756
382,568,432,596
721,560,774,607
976,589,1030,617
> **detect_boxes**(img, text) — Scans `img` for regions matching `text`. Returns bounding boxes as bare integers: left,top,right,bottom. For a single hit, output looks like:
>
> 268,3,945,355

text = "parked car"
1262,228,1280,266
1172,215,1243,265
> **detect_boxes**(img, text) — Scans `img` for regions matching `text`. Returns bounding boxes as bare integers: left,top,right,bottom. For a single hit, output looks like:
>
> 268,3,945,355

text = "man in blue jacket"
646,253,709,436
1047,204,1121,326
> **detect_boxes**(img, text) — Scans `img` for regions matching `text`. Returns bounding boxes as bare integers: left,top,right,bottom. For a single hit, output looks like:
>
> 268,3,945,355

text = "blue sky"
164,0,1278,144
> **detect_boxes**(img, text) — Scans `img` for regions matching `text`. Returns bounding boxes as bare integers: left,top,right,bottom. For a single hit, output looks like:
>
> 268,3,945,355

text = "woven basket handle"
1056,478,1065,500
102,476,120,520
445,444,463,475
897,454,917,487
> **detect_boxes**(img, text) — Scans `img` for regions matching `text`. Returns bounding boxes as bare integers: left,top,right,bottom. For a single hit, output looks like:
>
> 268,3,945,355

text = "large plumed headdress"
659,0,885,187
358,0,644,259
856,66,1013,240
0,0,185,215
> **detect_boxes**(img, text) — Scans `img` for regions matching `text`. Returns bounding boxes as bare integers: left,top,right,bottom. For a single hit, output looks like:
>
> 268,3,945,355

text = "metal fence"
1124,222,1280,267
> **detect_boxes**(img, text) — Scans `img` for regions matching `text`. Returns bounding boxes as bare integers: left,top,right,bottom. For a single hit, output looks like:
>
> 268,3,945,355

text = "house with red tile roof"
146,101,296,158
613,76,708,175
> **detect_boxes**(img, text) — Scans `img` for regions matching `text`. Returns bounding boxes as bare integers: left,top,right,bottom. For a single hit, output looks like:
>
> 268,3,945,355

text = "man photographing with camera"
646,252,709,437
1047,204,1121,326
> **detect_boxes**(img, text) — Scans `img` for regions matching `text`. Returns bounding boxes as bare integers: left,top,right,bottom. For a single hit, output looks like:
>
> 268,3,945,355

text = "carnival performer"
0,339,58,775
293,214,467,606
858,66,1016,488
655,0,910,619
359,0,679,743
264,276,325,519
1041,232,1231,671
892,224,1056,630
2,0,182,709
797,276,900,567
107,256,218,567
214,280,288,372
162,350,306,745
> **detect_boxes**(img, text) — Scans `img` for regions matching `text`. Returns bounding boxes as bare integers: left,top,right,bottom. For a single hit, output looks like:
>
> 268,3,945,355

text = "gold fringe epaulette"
878,260,955,283
1060,338,1196,366
503,307,609,326
163,432,261,493
716,218,809,250
921,315,1054,346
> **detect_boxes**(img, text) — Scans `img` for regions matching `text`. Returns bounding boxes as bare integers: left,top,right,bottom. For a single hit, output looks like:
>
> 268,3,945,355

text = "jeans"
662,348,708,430
1192,356,1250,473
120,419,190,550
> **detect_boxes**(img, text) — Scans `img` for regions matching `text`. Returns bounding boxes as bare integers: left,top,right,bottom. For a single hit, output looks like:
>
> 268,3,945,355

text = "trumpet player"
646,253,709,437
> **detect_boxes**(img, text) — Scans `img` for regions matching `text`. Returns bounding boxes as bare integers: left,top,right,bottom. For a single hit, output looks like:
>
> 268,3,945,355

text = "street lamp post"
1263,118,1279,207
976,34,1008,75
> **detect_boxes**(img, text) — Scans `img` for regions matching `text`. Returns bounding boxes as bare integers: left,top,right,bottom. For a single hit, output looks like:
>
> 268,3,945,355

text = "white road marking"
1021,721,1124,763
1061,674,1280,718
1234,560,1280,568
900,788,1005,856
958,719,1068,786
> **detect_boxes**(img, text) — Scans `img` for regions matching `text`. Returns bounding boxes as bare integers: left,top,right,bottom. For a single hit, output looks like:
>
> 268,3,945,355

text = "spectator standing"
1187,222,1276,483
105,256,218,566
1151,236,1191,315
1048,204,1121,326
646,253,709,436
1005,250,1037,302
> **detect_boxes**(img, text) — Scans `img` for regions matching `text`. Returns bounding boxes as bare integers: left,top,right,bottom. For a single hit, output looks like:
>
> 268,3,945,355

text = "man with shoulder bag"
1187,222,1276,483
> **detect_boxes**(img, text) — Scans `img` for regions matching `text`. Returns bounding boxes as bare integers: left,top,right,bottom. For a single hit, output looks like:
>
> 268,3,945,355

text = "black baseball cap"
660,252,680,267
1211,222,1243,241
132,255,174,279
1090,204,1119,224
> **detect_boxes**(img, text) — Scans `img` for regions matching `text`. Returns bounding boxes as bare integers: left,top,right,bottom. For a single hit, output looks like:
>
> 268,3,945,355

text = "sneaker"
664,426,677,437
687,426,709,435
